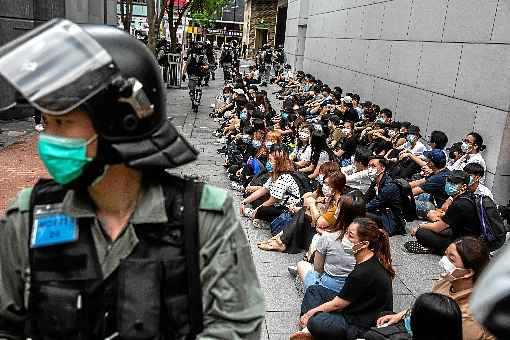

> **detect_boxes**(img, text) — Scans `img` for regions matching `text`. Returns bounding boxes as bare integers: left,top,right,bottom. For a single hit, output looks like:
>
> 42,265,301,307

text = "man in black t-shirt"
406,170,481,254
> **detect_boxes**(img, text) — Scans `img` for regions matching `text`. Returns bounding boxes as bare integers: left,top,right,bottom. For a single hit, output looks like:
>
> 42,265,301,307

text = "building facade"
284,0,510,204
0,0,117,119
242,0,279,56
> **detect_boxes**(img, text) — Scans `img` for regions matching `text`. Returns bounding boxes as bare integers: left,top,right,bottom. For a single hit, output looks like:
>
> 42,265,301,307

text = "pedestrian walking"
0,19,264,340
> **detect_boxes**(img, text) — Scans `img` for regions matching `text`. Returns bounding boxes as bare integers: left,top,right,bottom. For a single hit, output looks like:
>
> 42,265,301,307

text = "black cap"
448,170,469,184
408,125,421,136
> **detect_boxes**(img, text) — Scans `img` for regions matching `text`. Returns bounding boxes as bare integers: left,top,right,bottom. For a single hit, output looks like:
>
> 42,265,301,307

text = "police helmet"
0,19,198,170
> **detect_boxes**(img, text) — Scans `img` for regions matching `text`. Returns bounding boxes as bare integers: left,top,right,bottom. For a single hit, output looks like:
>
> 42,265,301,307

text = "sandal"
404,241,432,254
290,330,312,340
257,238,286,252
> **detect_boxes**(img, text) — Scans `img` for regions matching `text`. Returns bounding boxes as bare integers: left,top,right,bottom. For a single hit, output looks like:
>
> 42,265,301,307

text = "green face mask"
38,133,97,185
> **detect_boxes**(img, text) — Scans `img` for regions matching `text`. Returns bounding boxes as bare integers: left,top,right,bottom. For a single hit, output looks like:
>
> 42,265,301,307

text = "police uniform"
0,175,264,340
0,19,265,340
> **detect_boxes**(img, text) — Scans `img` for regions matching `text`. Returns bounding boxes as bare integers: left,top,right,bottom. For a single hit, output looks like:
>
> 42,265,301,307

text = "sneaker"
287,265,297,277
34,124,44,132
243,207,254,218
230,182,245,192
404,241,432,254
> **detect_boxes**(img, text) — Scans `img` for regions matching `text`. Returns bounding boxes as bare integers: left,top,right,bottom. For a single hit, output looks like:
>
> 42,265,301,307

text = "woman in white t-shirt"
297,194,367,293
240,145,301,224
293,125,312,168
448,132,487,173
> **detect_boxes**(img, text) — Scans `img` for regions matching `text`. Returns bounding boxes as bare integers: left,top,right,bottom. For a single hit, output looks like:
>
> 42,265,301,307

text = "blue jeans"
415,193,436,218
303,271,346,293
301,285,364,340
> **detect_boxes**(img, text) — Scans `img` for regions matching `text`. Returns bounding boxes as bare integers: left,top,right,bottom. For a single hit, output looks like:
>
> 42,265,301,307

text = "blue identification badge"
30,204,78,248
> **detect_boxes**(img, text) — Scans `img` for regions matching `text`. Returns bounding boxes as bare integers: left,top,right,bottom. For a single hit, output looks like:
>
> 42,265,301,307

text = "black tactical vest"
26,174,204,340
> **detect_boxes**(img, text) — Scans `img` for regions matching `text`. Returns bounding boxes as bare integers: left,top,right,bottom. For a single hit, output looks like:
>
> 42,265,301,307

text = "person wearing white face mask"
333,120,358,167
341,146,372,195
290,218,394,340
293,126,312,169
377,237,495,340
448,133,487,177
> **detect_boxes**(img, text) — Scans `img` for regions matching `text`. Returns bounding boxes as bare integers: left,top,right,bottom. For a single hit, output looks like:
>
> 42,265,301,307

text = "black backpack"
283,171,315,203
393,178,418,222
468,194,508,252
276,50,285,63
187,54,202,75
363,323,411,340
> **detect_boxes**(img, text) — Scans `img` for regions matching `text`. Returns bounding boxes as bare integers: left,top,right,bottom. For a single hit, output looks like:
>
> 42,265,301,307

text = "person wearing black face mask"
405,170,485,255
365,157,405,236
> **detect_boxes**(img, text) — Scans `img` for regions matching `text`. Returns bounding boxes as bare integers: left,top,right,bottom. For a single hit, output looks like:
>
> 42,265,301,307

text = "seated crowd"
209,68,507,340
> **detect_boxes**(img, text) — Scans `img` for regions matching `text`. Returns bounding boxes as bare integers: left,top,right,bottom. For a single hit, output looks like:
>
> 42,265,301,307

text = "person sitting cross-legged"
290,218,394,340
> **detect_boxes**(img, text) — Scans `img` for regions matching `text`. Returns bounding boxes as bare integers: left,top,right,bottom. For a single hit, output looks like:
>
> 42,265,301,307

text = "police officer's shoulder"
5,187,33,215
199,184,230,214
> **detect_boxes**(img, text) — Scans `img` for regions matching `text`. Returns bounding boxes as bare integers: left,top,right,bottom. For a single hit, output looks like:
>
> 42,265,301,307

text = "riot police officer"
261,44,273,86
219,43,234,84
182,41,209,113
273,44,286,77
203,40,216,86
0,19,264,340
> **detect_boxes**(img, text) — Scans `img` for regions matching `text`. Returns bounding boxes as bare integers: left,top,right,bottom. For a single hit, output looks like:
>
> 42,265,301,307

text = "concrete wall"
285,0,510,204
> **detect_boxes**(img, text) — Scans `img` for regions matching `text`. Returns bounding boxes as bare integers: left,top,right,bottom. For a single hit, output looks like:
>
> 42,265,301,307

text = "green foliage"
189,0,230,28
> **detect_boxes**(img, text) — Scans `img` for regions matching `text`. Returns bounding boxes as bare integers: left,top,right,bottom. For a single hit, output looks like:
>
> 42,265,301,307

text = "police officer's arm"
197,185,265,340
0,189,31,340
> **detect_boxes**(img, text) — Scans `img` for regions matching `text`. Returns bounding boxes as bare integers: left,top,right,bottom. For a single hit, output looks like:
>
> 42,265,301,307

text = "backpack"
363,323,411,340
275,50,285,63
187,54,202,75
286,171,315,200
393,178,418,222
471,194,508,251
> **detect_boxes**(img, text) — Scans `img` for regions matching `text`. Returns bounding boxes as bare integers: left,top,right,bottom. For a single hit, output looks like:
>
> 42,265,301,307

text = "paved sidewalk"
167,69,443,339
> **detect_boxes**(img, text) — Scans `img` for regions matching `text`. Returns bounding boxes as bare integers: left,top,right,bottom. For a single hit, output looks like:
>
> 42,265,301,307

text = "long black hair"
411,293,463,340
310,129,335,166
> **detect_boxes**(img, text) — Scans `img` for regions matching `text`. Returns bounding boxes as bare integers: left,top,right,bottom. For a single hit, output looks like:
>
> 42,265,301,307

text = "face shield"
0,19,120,116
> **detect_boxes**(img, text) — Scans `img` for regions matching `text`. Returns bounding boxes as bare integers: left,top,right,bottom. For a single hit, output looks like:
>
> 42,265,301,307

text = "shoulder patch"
199,184,228,212
6,187,33,214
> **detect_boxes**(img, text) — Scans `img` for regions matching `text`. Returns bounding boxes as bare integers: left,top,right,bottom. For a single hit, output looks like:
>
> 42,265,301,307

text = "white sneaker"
243,207,255,218
34,124,44,132
287,265,297,277
231,182,245,192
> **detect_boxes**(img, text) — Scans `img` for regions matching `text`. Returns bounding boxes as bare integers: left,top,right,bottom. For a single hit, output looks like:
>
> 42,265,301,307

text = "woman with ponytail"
290,218,394,340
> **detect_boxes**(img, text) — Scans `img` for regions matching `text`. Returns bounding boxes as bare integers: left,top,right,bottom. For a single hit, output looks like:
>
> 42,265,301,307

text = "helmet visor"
0,19,119,115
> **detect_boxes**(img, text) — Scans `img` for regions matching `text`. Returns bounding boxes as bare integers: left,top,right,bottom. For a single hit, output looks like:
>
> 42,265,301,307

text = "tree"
145,0,230,52
119,0,134,33
166,0,230,51
146,0,166,51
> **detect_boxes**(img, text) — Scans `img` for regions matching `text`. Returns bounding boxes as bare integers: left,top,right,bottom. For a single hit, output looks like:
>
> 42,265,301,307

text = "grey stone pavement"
167,67,443,340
